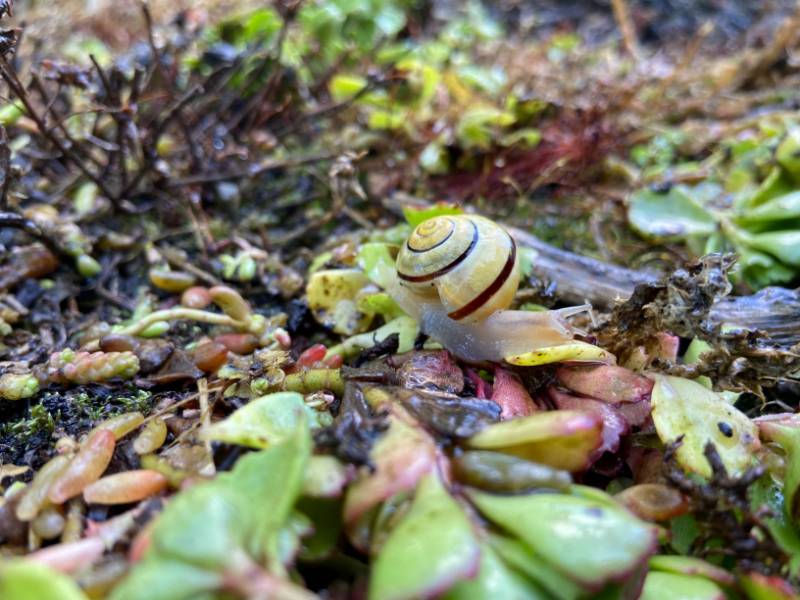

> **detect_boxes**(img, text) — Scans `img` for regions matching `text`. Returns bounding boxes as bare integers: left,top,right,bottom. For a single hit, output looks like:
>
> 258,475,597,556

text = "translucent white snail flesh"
387,214,591,363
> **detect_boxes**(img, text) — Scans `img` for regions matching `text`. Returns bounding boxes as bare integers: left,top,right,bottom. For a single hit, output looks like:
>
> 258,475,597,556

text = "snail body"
389,214,585,363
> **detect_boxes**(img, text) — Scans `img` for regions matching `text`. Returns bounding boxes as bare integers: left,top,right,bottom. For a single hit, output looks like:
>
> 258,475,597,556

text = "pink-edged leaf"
369,473,480,600
465,409,602,472
555,365,653,404
549,388,628,457
343,407,438,525
491,367,538,419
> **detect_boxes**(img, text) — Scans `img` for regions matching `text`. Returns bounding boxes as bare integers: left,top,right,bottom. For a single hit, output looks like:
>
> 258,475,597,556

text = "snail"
387,214,590,362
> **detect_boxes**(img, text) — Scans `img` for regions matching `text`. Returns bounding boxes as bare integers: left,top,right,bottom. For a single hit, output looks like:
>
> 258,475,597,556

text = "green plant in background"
628,124,800,289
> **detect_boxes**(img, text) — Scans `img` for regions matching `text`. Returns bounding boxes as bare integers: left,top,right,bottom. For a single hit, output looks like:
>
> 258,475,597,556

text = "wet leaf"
442,542,548,599
465,410,602,472
628,185,717,241
468,489,657,589
401,203,463,227
306,269,374,335
640,572,726,600
489,533,585,599
114,416,311,598
755,414,800,520
452,451,571,493
650,375,759,478
201,391,308,449
0,560,88,600
648,555,736,587
369,473,480,600
739,572,797,600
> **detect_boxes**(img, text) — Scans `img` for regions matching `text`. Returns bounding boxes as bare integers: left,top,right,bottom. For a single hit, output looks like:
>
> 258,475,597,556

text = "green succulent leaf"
640,572,726,600
0,561,89,600
369,473,480,600
468,489,657,589
628,185,717,241
201,392,307,449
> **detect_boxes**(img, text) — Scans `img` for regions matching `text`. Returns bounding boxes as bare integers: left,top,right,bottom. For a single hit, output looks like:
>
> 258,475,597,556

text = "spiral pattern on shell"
395,215,520,323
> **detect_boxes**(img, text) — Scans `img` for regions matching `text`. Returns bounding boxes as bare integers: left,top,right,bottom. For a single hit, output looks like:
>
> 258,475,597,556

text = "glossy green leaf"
114,419,311,599
329,74,368,102
369,473,480,600
736,167,795,210
755,416,800,520
776,128,800,182
465,410,602,472
328,315,419,358
738,229,800,266
489,534,585,600
456,106,515,149
356,242,397,289
469,490,657,589
401,203,463,227
640,572,725,600
0,561,89,600
749,477,800,577
648,555,735,587
443,542,548,600
628,186,717,241
735,191,800,225
650,375,759,478
739,571,797,600
201,392,307,449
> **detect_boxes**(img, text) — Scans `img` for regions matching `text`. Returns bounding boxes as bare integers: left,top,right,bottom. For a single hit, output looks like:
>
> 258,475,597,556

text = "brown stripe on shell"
447,233,516,321
398,219,478,283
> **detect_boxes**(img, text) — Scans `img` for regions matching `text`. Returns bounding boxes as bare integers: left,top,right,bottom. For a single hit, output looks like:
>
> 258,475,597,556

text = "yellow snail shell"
388,214,595,363
395,215,520,323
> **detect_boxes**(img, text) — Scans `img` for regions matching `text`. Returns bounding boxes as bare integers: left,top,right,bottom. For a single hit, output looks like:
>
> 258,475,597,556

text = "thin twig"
0,55,123,209
611,0,641,60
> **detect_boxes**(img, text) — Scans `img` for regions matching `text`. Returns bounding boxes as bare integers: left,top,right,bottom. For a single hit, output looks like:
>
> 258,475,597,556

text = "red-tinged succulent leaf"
640,572,726,600
468,489,658,591
549,388,628,457
650,375,760,478
369,473,480,600
739,572,797,600
465,410,603,472
648,555,736,587
555,365,653,404
48,429,116,505
297,343,328,367
83,470,169,505
652,333,680,362
343,408,438,525
26,537,106,573
615,484,689,522
617,399,653,427
491,367,538,419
